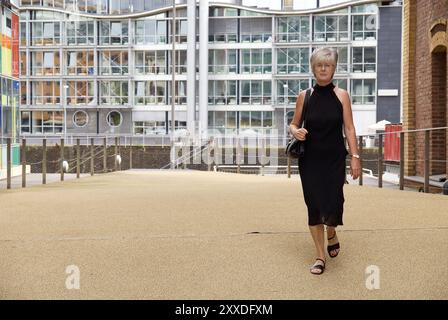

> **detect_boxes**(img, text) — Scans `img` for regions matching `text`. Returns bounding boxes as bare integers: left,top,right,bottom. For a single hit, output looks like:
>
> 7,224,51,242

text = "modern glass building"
18,0,402,139
1,0,20,177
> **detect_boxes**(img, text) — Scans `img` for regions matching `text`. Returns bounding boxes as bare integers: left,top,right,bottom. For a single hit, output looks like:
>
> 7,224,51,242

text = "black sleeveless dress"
298,82,348,227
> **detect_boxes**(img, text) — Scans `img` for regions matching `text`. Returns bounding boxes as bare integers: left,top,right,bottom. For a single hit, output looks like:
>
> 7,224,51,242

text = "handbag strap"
299,88,312,128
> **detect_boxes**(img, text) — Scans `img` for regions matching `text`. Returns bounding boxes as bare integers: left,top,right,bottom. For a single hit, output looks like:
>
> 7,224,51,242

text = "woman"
289,47,361,275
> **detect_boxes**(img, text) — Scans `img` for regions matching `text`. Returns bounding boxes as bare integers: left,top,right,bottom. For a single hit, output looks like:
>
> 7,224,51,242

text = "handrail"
3,126,447,141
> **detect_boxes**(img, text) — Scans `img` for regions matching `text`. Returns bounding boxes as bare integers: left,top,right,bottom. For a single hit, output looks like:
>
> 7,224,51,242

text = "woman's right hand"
292,127,308,141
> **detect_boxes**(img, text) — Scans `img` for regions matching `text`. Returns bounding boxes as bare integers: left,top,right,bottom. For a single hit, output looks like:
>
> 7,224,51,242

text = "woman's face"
313,61,336,84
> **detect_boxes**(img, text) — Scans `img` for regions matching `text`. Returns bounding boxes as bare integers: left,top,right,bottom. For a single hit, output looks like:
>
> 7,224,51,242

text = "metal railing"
2,126,447,194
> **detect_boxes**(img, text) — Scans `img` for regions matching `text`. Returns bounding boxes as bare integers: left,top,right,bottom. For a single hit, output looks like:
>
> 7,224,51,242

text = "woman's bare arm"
338,89,359,155
290,90,306,131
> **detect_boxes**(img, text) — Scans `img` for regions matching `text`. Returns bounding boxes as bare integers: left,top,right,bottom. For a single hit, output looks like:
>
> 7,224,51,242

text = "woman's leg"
326,226,340,256
309,224,326,273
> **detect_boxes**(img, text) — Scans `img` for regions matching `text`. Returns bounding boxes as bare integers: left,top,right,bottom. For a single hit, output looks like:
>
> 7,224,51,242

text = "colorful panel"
12,13,19,78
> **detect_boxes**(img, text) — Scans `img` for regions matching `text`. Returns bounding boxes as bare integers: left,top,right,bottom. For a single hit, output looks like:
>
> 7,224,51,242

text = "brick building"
402,0,448,178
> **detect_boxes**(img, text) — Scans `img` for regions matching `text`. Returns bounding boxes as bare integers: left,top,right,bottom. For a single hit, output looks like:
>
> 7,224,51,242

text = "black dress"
298,82,348,227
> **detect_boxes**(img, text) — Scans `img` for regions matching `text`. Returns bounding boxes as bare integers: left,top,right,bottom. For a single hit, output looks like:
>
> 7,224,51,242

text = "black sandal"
310,258,326,275
327,233,340,258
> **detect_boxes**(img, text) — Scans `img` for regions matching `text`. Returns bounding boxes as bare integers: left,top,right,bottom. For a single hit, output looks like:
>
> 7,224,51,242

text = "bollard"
60,138,64,181
443,181,448,195
42,138,47,184
237,137,241,174
103,137,107,173
424,130,429,193
399,132,404,190
114,137,118,171
22,138,26,188
129,136,133,170
260,138,265,176
118,137,122,171
76,138,80,179
91,138,94,176
378,134,383,188
6,138,11,189
358,136,363,186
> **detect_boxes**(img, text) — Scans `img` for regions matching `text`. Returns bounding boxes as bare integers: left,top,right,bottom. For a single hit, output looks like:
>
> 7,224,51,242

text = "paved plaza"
0,170,447,299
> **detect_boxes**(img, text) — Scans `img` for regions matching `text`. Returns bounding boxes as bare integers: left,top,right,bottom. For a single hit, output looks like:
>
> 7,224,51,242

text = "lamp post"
170,0,176,169
283,83,288,145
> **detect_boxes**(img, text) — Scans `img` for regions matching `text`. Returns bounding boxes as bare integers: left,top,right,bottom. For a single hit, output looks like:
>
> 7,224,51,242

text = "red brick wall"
414,0,448,176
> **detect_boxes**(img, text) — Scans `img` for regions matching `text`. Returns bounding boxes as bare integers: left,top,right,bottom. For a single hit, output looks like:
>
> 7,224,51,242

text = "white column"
199,0,209,141
187,0,196,140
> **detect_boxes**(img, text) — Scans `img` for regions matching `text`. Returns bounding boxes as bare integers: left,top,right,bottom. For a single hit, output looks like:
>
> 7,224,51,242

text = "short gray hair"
310,47,338,70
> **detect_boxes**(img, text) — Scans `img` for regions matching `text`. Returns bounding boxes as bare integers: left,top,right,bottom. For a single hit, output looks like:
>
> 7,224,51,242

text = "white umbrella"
367,119,391,132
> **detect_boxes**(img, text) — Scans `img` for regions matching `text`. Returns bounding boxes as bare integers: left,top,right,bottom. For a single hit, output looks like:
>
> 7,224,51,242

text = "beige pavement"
0,170,447,299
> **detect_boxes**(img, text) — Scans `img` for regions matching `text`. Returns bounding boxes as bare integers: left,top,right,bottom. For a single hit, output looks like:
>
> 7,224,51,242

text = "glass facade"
1,3,21,171
19,1,382,136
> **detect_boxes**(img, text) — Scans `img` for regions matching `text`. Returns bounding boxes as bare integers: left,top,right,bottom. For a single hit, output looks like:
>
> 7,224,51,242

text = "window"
208,80,237,105
66,21,94,45
333,79,348,90
313,15,348,42
66,81,94,105
135,20,145,43
134,19,162,44
97,0,108,14
277,48,309,74
135,51,166,75
208,49,237,74
100,81,129,105
21,111,31,134
100,51,129,75
31,111,63,134
20,82,27,105
336,47,348,73
240,80,271,105
66,51,94,75
352,4,378,14
169,50,187,74
352,47,376,72
237,111,273,131
73,111,88,127
174,20,188,44
20,51,27,76
134,121,166,135
100,21,128,45
31,81,60,105
168,81,187,105
107,111,123,127
20,22,27,46
241,49,272,74
208,111,238,134
277,16,310,42
134,81,165,105
31,22,60,45
352,12,377,41
30,51,61,75
351,79,376,104
263,111,273,127
240,32,272,43
277,79,309,104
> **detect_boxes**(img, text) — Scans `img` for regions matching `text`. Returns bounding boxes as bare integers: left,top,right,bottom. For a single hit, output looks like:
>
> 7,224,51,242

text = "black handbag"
285,88,311,159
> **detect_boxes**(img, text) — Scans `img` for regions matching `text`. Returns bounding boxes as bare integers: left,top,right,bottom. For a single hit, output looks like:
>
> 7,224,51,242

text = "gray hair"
310,47,338,70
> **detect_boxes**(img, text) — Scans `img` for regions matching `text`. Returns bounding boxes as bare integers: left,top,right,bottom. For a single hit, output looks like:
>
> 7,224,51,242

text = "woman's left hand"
350,157,361,180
